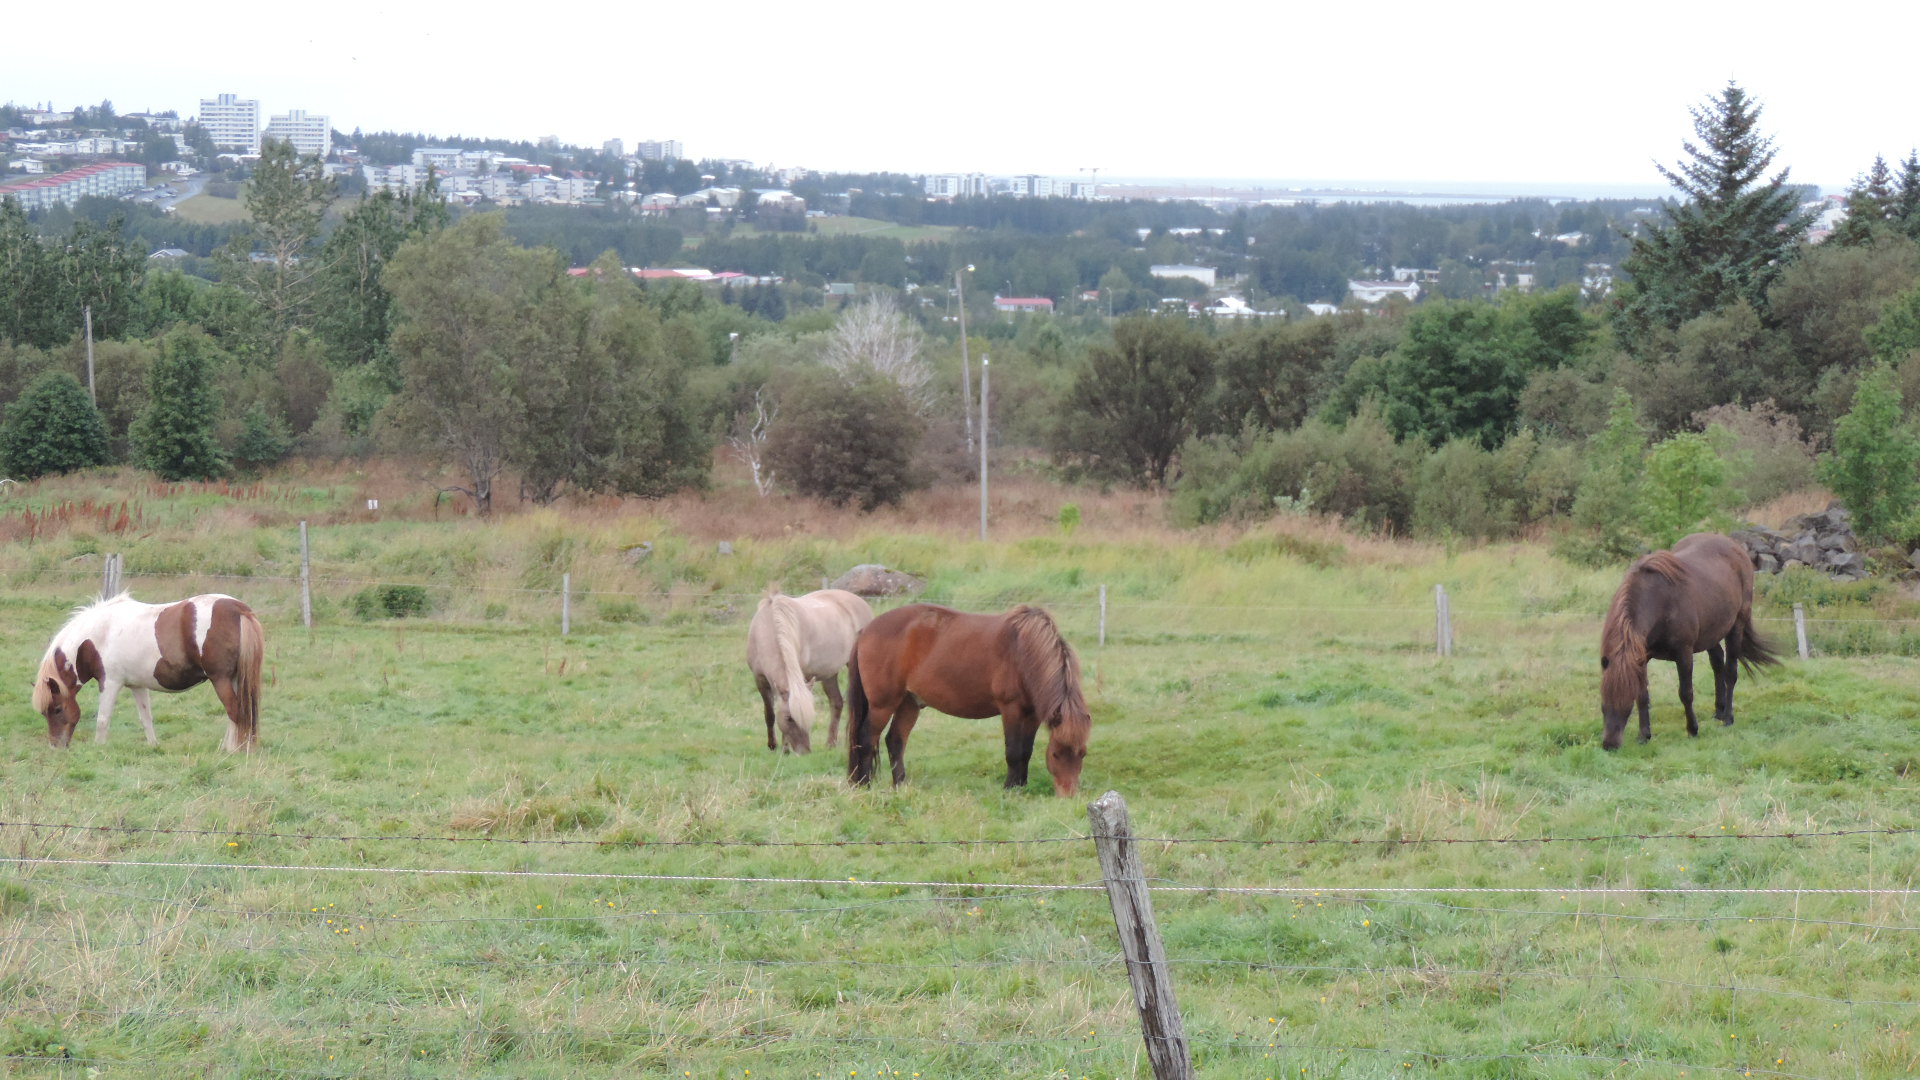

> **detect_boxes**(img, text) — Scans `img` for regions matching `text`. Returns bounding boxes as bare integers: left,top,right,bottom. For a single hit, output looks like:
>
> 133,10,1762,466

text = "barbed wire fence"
3,801,1918,1078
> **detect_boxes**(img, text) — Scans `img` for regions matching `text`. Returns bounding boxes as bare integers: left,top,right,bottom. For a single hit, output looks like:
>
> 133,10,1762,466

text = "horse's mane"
1005,605,1089,740
33,592,131,712
756,585,814,735
1599,556,1679,711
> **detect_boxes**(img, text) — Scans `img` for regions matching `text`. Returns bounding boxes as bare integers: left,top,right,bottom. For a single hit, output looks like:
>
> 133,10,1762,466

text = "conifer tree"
1615,83,1815,353
130,327,228,480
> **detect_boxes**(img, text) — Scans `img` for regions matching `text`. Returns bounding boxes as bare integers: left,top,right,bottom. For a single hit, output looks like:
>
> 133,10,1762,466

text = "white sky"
13,1,1917,196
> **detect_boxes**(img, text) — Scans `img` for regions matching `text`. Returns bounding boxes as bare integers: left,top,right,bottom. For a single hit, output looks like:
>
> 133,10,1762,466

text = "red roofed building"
0,161,147,211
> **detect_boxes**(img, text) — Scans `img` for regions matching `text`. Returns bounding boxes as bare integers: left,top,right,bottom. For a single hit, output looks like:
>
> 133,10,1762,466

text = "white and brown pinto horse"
746,587,874,753
34,593,265,751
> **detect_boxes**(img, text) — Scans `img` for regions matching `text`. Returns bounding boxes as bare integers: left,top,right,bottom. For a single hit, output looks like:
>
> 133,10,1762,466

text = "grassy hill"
0,466,1914,1077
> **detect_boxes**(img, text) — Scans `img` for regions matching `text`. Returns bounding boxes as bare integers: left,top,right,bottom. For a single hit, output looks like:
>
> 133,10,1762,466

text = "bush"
1170,408,1416,531
1641,430,1733,547
763,369,922,511
130,327,227,481
351,584,430,619
1691,400,1816,507
0,370,111,479
1818,362,1920,542
231,402,294,472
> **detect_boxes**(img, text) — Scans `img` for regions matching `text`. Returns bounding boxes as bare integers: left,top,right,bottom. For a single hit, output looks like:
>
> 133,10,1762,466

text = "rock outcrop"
1729,504,1866,580
830,564,925,597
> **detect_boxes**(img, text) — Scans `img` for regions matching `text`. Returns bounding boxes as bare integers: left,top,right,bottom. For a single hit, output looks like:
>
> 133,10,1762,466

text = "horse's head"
1044,702,1091,798
33,647,85,748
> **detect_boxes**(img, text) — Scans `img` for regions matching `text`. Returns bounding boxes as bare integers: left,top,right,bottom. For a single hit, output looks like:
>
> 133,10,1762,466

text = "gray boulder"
831,564,925,597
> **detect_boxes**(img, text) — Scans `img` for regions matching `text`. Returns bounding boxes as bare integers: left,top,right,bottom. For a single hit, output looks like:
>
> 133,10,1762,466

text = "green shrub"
0,370,111,479
351,584,430,619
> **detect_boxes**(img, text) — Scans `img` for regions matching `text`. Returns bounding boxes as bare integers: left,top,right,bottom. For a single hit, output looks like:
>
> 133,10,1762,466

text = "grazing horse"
33,593,265,751
746,587,874,753
1600,532,1780,750
846,603,1090,796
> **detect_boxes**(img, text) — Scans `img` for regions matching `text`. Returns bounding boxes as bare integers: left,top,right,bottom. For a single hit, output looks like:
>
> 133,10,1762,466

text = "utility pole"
956,265,974,454
83,304,96,406
978,353,989,542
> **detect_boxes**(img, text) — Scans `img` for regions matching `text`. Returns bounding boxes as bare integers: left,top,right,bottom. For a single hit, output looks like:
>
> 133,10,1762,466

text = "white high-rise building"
637,139,683,162
264,109,331,158
197,93,260,154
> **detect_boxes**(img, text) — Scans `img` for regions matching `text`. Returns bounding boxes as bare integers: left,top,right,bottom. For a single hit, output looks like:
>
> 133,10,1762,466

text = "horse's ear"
43,676,63,700
1600,656,1610,670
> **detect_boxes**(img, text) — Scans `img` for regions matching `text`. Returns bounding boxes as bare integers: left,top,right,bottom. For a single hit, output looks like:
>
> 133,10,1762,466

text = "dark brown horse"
1600,532,1780,750
846,603,1090,796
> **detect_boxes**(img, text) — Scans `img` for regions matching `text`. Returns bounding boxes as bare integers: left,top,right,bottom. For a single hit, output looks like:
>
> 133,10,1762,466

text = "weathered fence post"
298,521,312,630
561,572,571,637
1099,583,1108,647
1434,584,1453,657
100,552,121,599
1793,602,1809,660
1088,790,1193,1080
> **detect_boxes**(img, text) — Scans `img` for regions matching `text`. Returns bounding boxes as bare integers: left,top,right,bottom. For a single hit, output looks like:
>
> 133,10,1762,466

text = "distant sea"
1100,177,1679,207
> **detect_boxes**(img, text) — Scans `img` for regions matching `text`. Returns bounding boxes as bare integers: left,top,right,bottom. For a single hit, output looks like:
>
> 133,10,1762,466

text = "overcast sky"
13,2,1917,196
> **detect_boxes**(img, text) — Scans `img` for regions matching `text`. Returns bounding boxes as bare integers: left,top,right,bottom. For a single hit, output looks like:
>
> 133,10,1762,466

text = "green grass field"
716,216,960,245
0,469,1917,1078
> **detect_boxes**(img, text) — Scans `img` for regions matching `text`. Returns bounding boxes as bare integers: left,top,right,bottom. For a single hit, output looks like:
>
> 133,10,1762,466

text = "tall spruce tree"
130,327,228,480
1615,83,1816,354
1832,155,1899,247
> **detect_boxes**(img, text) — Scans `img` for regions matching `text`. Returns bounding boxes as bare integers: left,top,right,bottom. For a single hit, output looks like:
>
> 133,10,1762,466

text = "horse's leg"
885,698,920,787
1636,678,1652,744
1705,643,1731,725
821,673,844,749
1676,652,1699,737
754,675,778,751
1720,627,1743,728
1002,711,1039,790
132,688,158,747
209,676,246,752
93,680,122,744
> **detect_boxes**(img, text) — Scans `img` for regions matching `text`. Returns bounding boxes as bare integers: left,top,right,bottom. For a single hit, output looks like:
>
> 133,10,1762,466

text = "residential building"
1151,264,1218,287
264,109,331,158
923,173,989,198
636,139,683,162
197,93,260,154
994,296,1055,314
411,148,464,172
0,161,146,211
603,138,624,157
1347,279,1420,303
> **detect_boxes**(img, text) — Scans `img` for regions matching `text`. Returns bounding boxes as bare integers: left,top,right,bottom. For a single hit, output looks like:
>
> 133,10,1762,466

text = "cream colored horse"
746,587,874,753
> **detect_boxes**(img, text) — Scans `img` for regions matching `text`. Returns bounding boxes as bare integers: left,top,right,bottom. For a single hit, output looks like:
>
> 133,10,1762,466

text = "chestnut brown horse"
847,603,1090,796
1600,532,1780,750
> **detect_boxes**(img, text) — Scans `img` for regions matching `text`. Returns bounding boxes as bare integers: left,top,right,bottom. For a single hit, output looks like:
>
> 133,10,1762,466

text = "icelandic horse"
34,593,265,751
745,587,874,753
846,603,1090,796
1600,532,1780,750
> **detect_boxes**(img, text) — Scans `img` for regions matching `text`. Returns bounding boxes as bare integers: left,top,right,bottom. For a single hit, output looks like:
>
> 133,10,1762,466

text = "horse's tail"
845,640,872,786
1733,606,1784,674
1600,581,1648,714
233,606,264,751
768,594,814,751
1008,606,1090,742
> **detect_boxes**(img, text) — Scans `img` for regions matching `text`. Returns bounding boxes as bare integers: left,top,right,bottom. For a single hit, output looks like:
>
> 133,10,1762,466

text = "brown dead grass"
1743,489,1836,530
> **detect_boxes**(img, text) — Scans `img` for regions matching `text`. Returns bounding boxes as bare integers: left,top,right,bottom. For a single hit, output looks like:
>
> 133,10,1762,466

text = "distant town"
0,91,1858,315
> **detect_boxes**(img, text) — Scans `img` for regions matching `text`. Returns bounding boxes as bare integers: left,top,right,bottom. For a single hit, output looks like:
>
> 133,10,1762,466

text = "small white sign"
366,499,379,511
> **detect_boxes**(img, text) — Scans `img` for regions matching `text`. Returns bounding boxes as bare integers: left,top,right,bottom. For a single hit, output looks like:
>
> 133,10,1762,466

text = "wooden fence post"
100,553,121,599
1099,583,1108,647
1088,790,1193,1080
561,572,571,637
299,521,312,630
1434,584,1453,657
1793,602,1809,660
